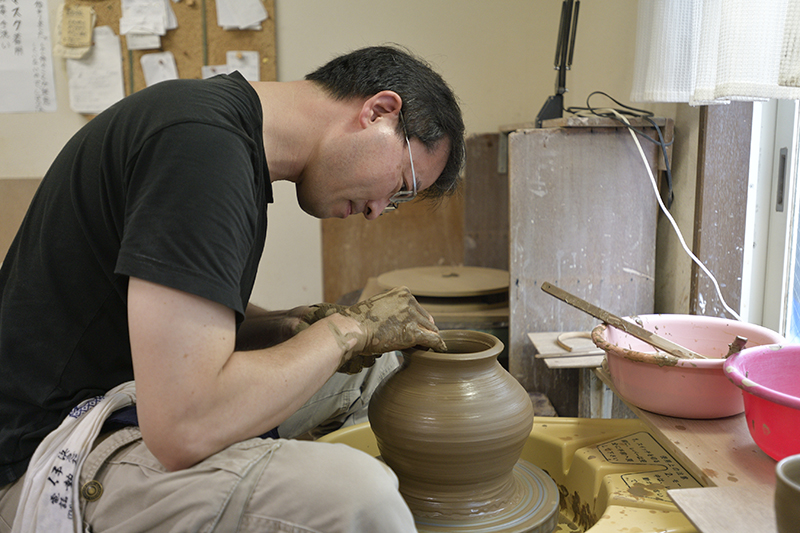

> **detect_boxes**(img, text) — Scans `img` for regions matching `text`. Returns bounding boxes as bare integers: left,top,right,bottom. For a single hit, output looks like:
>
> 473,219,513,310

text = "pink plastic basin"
724,345,800,460
592,315,785,419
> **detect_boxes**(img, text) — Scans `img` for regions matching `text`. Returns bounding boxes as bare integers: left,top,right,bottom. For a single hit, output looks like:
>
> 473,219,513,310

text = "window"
745,100,800,339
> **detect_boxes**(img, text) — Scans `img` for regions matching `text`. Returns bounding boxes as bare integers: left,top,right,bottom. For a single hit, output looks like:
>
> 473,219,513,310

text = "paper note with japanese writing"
0,0,57,113
53,4,95,60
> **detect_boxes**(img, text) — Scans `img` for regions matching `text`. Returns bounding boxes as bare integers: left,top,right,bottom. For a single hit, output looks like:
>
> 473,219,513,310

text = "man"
0,45,465,532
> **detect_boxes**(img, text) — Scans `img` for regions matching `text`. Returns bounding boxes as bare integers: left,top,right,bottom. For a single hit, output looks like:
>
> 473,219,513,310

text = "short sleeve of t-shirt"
115,121,260,316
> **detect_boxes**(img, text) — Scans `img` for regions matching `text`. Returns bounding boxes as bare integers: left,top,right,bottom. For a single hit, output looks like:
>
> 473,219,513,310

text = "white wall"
1,0,647,310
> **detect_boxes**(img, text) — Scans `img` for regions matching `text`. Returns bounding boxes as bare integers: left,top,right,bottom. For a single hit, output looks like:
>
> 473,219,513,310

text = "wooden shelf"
595,367,778,533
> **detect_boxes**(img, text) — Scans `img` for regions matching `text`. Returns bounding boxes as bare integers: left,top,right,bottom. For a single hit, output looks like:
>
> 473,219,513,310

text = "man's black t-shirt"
0,72,271,484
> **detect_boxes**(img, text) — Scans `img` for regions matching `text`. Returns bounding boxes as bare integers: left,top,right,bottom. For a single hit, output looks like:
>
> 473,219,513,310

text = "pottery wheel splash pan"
320,420,700,532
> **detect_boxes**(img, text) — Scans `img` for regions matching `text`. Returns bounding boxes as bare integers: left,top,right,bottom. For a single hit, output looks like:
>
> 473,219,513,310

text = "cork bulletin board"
64,0,276,95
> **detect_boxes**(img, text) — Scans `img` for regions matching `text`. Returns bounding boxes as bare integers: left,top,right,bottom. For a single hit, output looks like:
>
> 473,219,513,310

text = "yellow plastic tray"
319,417,699,532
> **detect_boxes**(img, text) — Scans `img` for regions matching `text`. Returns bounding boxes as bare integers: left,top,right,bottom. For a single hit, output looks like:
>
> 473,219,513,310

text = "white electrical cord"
609,109,742,321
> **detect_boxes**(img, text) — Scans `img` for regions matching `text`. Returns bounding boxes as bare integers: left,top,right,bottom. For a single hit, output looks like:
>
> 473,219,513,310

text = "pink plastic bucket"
724,345,800,460
593,315,784,419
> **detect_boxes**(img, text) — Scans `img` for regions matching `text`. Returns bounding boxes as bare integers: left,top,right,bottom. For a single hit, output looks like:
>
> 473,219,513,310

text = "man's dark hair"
306,45,465,199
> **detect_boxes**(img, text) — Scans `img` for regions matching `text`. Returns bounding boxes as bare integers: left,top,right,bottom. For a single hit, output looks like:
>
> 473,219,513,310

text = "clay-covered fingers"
340,286,446,356
404,298,446,352
407,323,447,352
305,302,348,323
293,303,348,335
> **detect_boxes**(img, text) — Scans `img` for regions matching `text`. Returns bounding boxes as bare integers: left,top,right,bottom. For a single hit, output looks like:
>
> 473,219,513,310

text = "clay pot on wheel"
368,330,534,519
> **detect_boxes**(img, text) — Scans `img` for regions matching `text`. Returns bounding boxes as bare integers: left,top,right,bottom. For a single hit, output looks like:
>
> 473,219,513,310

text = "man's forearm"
235,304,310,350
128,280,356,471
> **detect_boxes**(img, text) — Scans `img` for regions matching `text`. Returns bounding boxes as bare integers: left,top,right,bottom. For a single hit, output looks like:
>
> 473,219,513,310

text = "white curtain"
631,0,800,105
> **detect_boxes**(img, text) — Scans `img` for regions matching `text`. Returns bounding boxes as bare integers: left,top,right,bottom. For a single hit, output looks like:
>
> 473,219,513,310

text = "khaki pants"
0,475,22,533
0,354,415,533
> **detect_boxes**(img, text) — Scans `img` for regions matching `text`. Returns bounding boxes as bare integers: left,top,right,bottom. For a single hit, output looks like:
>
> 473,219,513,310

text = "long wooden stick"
541,282,709,360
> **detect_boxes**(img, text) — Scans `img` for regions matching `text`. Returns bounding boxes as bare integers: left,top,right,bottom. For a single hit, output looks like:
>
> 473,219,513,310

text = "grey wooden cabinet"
508,117,672,417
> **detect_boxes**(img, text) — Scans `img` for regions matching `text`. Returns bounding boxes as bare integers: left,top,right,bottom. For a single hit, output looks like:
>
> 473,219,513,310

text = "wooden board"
463,133,509,271
543,355,604,369
528,331,602,357
669,486,777,533
691,103,752,318
322,133,509,306
527,331,604,369
596,365,780,532
0,179,41,261
321,194,464,304
508,119,669,416
595,367,778,490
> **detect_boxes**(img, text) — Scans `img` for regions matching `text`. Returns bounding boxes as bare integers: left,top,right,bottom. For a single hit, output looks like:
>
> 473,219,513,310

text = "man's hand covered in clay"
331,286,446,374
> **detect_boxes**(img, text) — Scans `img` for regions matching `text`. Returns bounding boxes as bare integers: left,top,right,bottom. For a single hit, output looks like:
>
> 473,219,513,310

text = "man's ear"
358,90,402,128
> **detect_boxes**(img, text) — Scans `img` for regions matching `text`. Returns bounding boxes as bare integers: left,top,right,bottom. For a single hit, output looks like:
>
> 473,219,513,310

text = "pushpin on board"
226,51,260,81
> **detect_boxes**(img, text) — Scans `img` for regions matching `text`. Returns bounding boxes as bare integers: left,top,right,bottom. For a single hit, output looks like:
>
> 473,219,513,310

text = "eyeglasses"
383,112,417,213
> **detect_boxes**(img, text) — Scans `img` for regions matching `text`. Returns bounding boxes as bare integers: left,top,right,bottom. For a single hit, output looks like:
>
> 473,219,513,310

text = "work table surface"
595,367,778,533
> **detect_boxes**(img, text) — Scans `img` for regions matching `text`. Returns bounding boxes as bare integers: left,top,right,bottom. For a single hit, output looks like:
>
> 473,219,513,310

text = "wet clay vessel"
369,330,557,531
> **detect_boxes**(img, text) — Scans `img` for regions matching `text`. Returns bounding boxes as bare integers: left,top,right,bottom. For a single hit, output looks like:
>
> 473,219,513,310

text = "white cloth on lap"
12,381,136,533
